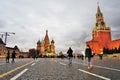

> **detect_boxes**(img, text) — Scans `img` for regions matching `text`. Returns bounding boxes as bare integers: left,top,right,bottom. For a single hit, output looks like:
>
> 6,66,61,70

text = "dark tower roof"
51,39,54,43
44,30,49,41
96,3,103,18
14,45,19,50
97,5,101,13
37,40,41,44
0,38,5,45
44,29,49,44
6,45,19,51
94,3,107,29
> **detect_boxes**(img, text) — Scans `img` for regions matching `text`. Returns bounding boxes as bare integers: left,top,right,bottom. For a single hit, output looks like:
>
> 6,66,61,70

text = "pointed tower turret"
50,39,55,53
51,39,54,43
37,40,41,45
37,40,41,51
96,3,105,27
93,3,111,41
44,30,50,51
44,30,49,41
97,5,102,15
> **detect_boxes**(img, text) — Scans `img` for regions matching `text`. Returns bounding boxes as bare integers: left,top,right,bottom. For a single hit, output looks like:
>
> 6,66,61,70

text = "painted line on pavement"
92,65,120,72
31,63,35,66
0,63,5,66
0,61,33,78
55,60,57,62
63,59,120,72
10,68,28,80
78,69,111,80
60,62,67,66
36,60,39,62
59,60,111,80
73,61,120,72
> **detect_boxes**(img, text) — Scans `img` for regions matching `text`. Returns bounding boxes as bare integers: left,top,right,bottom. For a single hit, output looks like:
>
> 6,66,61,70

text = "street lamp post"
0,34,4,39
0,32,15,45
4,32,15,44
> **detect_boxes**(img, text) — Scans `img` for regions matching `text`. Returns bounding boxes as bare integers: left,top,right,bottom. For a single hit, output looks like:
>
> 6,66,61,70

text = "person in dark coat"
85,45,93,69
6,50,10,63
11,50,16,63
67,47,73,64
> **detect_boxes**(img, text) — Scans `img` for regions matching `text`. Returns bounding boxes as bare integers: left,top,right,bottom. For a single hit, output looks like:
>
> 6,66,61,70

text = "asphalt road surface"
0,57,120,80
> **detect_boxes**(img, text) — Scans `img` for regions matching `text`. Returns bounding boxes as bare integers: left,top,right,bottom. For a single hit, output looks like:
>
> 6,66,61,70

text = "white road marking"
31,63,36,66
78,69,111,80
73,61,87,66
63,59,120,72
93,65,120,72
10,68,28,80
60,62,67,66
36,60,39,62
59,60,111,80
74,61,120,72
0,63,5,65
54,60,57,62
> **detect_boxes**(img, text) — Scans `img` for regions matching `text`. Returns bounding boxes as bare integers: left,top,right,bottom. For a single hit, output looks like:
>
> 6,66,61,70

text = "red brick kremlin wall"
86,5,120,54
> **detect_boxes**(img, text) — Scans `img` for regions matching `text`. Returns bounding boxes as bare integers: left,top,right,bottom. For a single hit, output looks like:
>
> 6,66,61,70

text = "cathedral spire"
44,29,50,51
46,29,48,34
44,29,49,41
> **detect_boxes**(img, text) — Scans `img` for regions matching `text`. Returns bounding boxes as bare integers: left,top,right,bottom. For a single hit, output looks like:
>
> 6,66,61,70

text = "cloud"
0,0,120,53
0,20,6,28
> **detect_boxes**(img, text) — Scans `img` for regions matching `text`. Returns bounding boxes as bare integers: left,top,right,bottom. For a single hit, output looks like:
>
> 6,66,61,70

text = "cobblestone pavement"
0,58,120,80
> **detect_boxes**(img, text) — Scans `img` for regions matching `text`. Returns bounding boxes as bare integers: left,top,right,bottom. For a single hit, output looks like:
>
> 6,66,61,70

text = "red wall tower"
86,4,120,54
86,5,112,54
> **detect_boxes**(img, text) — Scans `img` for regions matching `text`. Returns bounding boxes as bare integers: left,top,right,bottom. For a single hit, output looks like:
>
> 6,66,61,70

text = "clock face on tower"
101,22,105,25
96,23,98,26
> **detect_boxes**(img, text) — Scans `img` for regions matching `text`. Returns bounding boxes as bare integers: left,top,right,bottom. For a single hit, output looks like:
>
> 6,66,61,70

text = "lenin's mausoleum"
86,5,120,54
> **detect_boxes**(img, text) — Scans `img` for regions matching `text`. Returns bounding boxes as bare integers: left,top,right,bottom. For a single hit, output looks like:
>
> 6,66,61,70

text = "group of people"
6,46,93,69
6,50,16,63
67,45,93,69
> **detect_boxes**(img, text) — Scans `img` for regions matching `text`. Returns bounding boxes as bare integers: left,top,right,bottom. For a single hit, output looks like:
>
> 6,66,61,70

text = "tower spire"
97,1,99,6
44,29,49,42
46,29,48,34
95,3,104,24
97,2,101,14
44,29,50,51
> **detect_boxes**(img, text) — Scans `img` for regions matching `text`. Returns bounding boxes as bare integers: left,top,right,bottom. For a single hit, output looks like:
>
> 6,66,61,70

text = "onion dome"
51,39,54,43
37,40,41,44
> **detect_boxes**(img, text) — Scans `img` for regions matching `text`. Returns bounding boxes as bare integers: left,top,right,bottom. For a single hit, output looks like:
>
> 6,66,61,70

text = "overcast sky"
0,0,120,53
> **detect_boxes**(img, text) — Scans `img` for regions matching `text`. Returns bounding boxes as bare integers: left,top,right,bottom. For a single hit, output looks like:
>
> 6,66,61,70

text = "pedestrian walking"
99,49,103,60
99,54,103,60
11,50,16,63
85,45,93,69
6,50,10,63
67,47,73,64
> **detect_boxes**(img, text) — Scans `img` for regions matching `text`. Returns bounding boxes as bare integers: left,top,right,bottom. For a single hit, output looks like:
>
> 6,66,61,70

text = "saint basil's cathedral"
86,5,120,54
36,30,56,57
